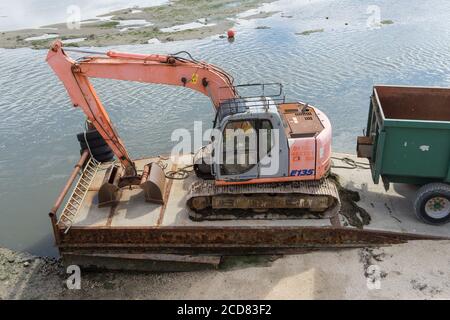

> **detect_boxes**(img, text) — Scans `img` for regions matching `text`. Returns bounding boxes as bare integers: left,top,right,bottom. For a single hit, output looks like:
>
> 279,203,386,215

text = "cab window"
220,120,257,176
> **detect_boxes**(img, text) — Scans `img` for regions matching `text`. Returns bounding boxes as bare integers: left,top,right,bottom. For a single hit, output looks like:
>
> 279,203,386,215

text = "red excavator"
47,40,340,221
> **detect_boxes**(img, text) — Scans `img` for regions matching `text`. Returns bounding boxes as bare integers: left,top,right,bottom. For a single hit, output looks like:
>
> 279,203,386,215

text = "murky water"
1,0,450,256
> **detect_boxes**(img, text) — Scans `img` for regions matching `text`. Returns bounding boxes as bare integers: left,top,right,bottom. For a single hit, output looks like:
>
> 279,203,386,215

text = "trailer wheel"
414,183,450,225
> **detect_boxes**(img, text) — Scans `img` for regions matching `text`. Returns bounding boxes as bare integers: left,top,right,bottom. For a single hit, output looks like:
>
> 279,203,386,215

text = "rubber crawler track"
187,178,341,221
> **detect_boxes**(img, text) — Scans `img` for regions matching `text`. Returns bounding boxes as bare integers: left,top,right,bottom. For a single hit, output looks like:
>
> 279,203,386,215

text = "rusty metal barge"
48,152,449,270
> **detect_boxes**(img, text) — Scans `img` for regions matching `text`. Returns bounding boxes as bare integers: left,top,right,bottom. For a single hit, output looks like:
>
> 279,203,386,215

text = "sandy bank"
0,0,279,49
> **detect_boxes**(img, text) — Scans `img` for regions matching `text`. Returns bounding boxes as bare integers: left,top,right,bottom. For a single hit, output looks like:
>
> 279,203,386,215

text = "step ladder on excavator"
57,156,100,233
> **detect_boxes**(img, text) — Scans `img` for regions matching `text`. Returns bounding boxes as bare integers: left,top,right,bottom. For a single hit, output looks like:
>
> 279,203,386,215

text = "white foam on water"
161,21,215,33
24,33,59,41
118,19,152,27
61,38,87,44
80,15,116,25
117,19,154,32
147,38,161,44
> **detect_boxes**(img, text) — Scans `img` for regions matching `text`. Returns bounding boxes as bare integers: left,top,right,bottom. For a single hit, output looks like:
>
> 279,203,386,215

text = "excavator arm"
46,40,238,175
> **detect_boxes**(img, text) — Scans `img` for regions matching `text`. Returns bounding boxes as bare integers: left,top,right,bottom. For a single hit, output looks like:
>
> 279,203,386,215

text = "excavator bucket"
98,165,122,207
140,163,166,204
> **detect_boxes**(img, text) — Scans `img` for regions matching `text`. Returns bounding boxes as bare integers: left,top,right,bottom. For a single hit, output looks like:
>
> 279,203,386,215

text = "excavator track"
187,177,341,221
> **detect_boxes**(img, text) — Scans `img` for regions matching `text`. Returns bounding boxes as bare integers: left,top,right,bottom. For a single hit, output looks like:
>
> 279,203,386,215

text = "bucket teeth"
97,162,166,207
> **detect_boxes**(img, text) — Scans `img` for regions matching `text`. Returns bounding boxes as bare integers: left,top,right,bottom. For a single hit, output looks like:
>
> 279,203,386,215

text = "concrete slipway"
2,241,450,299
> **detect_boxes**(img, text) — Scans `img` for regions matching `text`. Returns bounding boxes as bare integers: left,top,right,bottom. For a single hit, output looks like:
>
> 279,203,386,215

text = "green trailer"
357,85,450,225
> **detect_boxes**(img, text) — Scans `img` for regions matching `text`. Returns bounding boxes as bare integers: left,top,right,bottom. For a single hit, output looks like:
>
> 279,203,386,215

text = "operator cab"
194,96,290,181
193,83,330,183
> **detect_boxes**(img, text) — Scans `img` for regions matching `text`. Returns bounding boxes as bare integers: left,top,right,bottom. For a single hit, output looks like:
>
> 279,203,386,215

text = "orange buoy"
227,29,235,38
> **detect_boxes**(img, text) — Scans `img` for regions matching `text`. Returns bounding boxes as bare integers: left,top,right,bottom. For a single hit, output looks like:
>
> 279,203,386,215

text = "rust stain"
60,226,449,249
156,163,177,226
106,203,119,227
330,215,341,227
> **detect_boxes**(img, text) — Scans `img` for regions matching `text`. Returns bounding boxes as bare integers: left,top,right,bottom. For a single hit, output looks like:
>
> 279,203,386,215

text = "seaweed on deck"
330,173,372,229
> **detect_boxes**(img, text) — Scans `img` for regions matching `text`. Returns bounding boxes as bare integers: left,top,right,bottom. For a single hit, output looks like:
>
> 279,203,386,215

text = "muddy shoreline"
0,0,279,49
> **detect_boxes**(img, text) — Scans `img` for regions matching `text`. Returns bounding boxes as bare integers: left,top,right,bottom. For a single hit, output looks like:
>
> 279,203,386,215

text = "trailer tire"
414,183,450,225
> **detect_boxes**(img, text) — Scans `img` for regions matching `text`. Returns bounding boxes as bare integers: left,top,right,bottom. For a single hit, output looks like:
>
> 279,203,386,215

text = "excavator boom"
46,40,238,173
